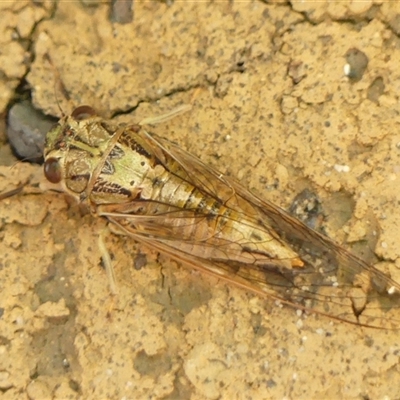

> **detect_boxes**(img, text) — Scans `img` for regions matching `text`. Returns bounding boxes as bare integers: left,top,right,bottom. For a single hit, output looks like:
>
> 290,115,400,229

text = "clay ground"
1,1,400,399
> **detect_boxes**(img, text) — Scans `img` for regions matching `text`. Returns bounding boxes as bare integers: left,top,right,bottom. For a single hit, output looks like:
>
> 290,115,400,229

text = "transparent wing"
100,128,400,329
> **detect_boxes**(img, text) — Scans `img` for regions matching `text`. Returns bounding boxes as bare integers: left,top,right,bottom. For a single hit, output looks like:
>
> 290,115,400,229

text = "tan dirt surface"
1,1,400,399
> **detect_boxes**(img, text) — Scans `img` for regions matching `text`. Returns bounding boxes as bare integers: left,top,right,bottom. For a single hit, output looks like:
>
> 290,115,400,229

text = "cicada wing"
116,129,400,329
106,214,399,329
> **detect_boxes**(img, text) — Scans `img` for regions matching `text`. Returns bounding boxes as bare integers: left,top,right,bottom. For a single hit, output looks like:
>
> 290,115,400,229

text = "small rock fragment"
344,48,368,82
7,101,57,162
110,0,134,24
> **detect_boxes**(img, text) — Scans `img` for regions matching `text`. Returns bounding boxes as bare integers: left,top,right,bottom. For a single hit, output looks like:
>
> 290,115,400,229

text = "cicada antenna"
10,160,25,170
9,155,43,169
0,185,25,201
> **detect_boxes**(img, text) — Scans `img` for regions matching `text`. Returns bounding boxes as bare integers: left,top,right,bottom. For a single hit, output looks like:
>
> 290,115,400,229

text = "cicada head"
43,105,112,200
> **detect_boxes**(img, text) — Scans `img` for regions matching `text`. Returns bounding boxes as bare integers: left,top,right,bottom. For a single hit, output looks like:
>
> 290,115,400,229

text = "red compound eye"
44,157,62,183
71,105,97,121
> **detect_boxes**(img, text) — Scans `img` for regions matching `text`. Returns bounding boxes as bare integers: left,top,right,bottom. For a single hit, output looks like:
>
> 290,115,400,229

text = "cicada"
41,105,400,329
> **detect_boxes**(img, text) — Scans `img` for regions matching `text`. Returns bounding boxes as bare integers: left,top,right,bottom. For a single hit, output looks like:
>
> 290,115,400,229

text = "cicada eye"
44,157,62,183
71,105,97,121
